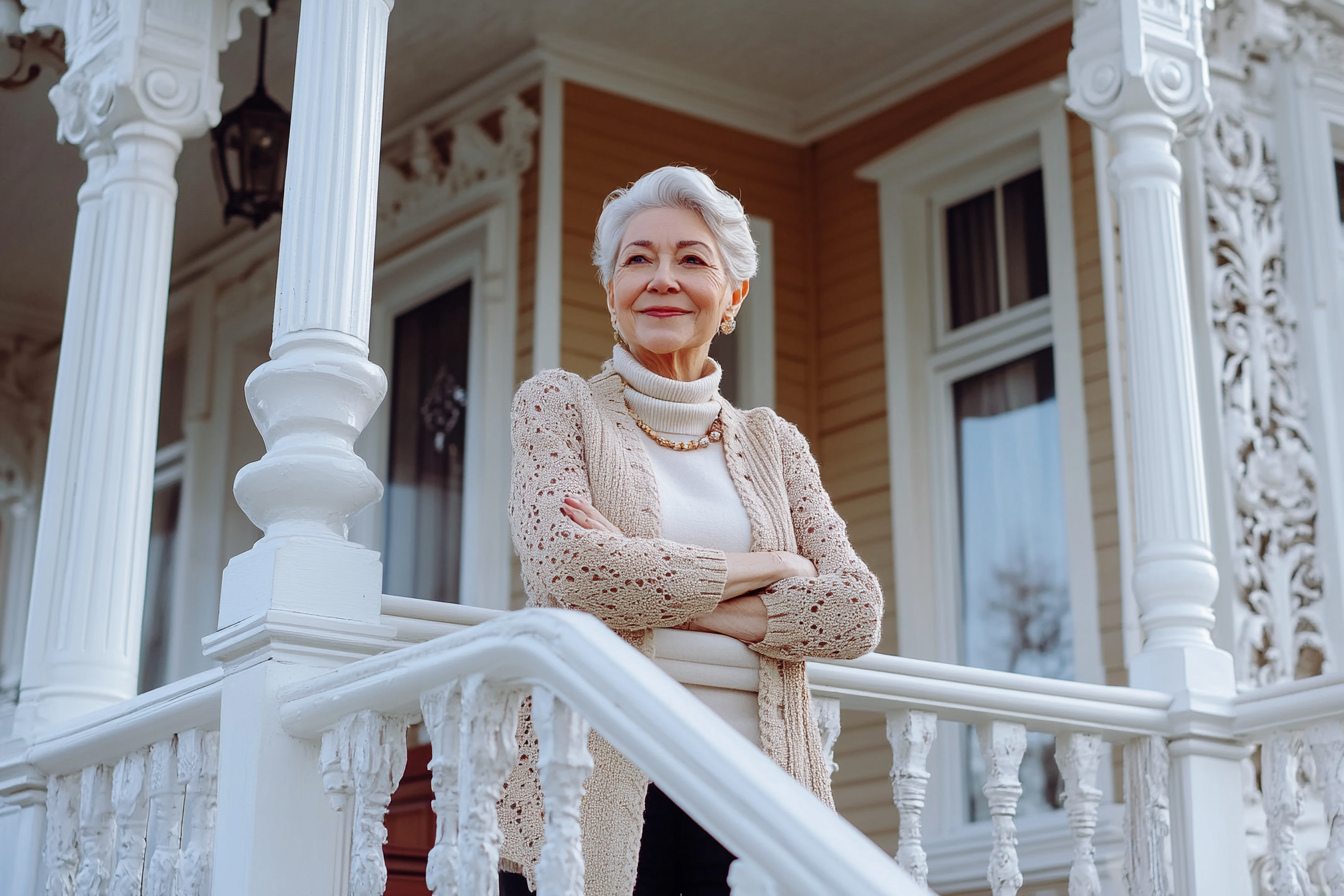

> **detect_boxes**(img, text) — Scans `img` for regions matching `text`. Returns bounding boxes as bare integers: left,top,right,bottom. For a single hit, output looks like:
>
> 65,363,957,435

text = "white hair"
592,166,758,290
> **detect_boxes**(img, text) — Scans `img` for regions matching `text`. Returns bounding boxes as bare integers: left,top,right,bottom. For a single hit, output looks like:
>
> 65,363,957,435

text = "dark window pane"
1003,169,1050,307
157,343,187,449
384,282,472,603
946,190,1000,328
710,327,739,407
953,347,1072,822
1335,160,1344,224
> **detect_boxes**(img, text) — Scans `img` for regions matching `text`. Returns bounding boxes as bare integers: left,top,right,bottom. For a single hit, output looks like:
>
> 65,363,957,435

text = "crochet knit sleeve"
509,371,728,630
751,420,884,662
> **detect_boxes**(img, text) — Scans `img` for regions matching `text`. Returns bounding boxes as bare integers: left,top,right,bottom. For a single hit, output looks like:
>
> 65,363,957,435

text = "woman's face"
608,206,746,380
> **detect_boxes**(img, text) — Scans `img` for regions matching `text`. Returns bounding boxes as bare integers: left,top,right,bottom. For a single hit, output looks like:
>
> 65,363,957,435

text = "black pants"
499,784,734,895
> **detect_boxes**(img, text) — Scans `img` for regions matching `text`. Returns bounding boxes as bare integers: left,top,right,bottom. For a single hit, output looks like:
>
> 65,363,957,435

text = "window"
861,83,1103,838
709,216,775,409
383,282,472,603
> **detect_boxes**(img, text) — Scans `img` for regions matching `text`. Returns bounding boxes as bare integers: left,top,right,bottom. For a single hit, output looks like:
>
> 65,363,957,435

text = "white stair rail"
279,607,922,896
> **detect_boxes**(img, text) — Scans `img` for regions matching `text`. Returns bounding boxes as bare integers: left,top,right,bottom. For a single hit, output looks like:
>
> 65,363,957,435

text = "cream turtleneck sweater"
612,345,753,555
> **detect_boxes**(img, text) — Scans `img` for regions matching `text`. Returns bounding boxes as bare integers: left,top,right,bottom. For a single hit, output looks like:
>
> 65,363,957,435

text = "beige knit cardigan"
499,362,884,895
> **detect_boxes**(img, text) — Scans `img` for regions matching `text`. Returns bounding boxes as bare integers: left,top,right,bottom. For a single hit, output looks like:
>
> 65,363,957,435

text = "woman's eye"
682,254,704,265
623,254,648,265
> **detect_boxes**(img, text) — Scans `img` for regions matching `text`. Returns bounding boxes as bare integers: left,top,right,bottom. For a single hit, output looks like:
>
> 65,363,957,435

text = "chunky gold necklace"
621,386,723,451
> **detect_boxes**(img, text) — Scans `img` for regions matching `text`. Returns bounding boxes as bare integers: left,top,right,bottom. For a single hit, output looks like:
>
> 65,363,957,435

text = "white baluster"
320,711,414,896
887,709,936,887
110,749,150,896
1122,736,1173,896
533,688,594,896
43,772,80,896
457,675,524,895
978,721,1026,896
1308,721,1344,896
144,738,183,896
74,764,114,896
727,858,781,895
421,683,464,896
811,696,842,780
1262,731,1311,896
176,729,220,896
1057,733,1103,896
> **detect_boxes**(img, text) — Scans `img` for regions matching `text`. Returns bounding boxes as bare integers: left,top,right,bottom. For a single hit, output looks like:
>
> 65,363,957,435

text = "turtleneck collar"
612,345,721,436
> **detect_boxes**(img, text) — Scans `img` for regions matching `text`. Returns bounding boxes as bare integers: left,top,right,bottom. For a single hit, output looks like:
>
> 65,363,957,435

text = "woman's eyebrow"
677,240,711,250
621,239,654,253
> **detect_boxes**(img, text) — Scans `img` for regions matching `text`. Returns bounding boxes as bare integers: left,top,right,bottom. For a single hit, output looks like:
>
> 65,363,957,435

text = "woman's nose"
647,259,679,292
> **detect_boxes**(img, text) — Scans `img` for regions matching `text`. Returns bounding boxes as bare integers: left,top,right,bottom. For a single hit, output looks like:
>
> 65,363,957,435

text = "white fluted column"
208,2,398,894
1068,2,1248,893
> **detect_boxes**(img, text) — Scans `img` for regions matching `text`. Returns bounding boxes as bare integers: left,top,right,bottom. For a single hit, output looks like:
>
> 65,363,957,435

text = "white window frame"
858,81,1111,884
737,216,776,410
353,185,521,611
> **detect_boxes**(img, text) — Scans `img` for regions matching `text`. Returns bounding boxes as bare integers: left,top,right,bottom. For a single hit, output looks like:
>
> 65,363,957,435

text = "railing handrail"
1232,672,1344,737
20,667,222,776
809,653,1172,738
279,607,922,896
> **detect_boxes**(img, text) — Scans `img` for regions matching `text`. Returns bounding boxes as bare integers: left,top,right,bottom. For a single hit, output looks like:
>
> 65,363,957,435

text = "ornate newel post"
1068,2,1250,894
205,0,397,892
9,0,264,736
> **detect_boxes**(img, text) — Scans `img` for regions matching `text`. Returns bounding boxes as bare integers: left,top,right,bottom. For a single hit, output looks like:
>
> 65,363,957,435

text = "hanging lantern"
211,0,288,228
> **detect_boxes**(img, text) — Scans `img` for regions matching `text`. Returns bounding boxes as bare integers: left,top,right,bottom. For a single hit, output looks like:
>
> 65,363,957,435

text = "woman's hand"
683,595,768,643
720,550,816,599
561,496,623,535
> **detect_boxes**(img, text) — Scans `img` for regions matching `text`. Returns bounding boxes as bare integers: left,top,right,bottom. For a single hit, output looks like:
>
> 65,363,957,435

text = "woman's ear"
729,280,750,312
606,284,617,318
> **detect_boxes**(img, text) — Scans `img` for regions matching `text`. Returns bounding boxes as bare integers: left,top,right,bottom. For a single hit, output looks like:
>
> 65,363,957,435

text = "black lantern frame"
211,2,289,228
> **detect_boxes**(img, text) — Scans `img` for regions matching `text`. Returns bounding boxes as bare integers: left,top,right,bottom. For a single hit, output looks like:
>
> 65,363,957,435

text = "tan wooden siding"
560,83,814,434
515,86,540,389
810,23,1076,850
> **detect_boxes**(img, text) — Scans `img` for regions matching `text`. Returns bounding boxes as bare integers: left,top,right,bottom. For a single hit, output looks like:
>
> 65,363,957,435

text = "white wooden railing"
278,607,919,896
16,669,222,896
16,595,1344,896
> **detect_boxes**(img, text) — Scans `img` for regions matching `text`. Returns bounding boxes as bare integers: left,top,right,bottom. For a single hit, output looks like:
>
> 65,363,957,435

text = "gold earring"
613,324,629,348
719,318,736,335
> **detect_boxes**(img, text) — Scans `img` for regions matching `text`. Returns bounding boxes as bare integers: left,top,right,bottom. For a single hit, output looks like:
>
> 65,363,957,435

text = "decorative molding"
43,772,80,896
977,720,1027,896
74,764,113,896
174,729,219,896
1202,106,1330,688
1260,730,1313,895
810,696,841,780
143,738,183,896
1123,736,1174,896
319,711,412,896
887,709,937,888
110,749,150,896
532,687,593,896
1058,732,1105,896
420,683,463,896
378,93,538,235
1307,721,1344,894
456,675,523,894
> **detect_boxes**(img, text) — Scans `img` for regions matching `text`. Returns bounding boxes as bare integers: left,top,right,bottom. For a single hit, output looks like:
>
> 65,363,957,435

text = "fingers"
562,496,622,534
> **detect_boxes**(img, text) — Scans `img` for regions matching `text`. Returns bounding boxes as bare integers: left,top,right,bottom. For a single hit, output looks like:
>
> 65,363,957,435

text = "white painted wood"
143,738,183,896
887,709,937,887
1307,720,1344,896
1122,736,1173,896
320,712,412,896
977,721,1027,896
228,0,394,554
532,688,593,896
420,683,463,896
74,765,113,896
456,675,524,896
726,858,782,896
175,729,219,896
1057,733,1103,896
109,749,149,896
13,0,261,736
1260,731,1310,896
533,72,564,374
810,696,841,780
43,773,79,896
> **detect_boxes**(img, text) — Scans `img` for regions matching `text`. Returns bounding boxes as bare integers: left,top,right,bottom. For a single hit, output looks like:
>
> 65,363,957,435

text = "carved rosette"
1202,107,1329,688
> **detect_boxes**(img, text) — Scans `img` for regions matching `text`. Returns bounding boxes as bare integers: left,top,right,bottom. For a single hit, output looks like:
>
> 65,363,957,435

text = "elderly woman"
498,166,883,896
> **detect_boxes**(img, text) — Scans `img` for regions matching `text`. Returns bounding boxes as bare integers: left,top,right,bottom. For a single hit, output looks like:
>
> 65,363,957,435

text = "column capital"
1067,0,1213,134
22,0,267,148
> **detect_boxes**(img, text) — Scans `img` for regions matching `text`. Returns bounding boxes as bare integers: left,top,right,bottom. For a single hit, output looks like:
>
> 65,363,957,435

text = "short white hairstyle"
592,166,758,290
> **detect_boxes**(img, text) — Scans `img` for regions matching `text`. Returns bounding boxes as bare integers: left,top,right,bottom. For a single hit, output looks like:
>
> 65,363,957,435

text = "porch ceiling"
0,0,1069,338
